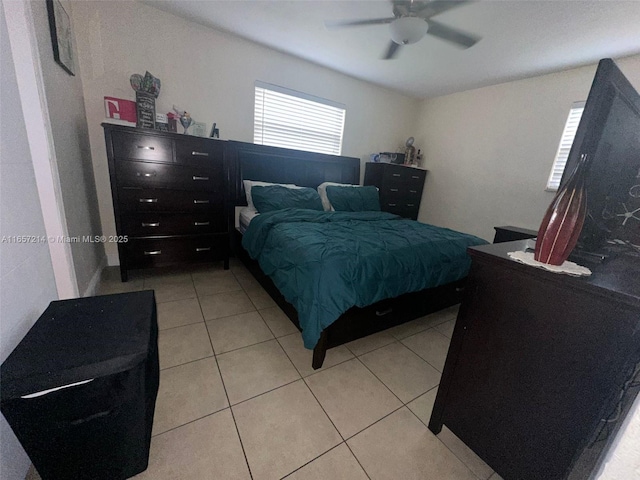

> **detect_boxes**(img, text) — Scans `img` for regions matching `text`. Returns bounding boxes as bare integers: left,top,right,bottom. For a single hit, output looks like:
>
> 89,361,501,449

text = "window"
546,101,585,191
254,81,346,155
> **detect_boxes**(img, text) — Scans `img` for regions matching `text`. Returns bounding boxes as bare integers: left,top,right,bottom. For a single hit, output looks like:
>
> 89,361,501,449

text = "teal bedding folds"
242,208,487,349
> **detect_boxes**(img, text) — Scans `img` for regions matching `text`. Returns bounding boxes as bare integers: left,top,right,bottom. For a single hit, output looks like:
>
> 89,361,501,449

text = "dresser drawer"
384,202,419,220
382,186,422,201
115,160,223,192
384,168,425,189
112,131,173,162
121,212,225,236
176,137,224,166
117,188,223,213
124,235,228,268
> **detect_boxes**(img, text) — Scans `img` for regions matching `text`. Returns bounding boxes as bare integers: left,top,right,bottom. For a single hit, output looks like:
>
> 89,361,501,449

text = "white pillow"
317,182,361,211
243,180,303,211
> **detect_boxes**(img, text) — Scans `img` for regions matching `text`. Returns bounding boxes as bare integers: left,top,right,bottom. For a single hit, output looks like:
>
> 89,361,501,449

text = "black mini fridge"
1,291,159,480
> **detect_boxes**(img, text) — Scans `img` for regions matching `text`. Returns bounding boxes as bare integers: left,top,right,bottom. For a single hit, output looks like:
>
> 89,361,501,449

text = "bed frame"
226,140,465,369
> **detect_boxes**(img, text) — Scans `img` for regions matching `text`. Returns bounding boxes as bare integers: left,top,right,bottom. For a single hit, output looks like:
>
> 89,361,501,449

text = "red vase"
534,154,589,265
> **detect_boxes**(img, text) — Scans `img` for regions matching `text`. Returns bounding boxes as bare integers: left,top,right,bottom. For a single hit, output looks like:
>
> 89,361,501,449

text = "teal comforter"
242,209,487,349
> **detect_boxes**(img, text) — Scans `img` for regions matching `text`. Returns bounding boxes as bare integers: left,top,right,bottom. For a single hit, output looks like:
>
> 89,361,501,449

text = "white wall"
70,1,420,264
31,0,104,293
0,5,59,479
415,54,640,241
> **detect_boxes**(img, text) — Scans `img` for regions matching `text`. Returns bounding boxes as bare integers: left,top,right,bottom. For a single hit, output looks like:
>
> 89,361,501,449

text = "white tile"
401,328,452,371
435,318,456,338
217,340,300,404
244,284,277,309
278,332,354,377
156,297,203,330
286,444,368,480
360,342,441,403
158,323,213,369
438,426,494,480
344,331,396,356
259,306,298,337
408,387,439,426
153,357,228,435
233,380,341,480
192,269,242,297
347,408,476,480
305,359,402,438
133,410,250,479
199,290,256,320
147,282,197,303
206,311,273,354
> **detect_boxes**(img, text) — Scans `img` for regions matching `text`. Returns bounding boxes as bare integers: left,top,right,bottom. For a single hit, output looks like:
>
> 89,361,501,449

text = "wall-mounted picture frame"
46,0,75,76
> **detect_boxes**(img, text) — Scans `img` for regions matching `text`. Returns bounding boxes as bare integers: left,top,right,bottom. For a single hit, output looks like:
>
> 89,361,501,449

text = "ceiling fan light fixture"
389,17,428,45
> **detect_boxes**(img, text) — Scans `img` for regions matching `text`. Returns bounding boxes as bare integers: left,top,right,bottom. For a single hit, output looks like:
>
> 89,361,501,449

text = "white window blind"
546,101,585,191
254,81,346,155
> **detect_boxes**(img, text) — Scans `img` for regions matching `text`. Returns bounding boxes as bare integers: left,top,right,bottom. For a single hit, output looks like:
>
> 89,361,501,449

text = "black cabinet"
1,291,159,480
429,241,640,480
103,124,229,281
363,163,426,220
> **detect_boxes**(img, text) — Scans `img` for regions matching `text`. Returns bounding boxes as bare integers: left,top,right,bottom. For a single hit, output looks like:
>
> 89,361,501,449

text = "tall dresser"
363,163,427,220
103,124,229,281
429,240,640,480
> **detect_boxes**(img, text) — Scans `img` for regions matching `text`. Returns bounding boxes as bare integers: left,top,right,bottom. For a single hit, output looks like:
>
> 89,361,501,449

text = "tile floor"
27,260,505,480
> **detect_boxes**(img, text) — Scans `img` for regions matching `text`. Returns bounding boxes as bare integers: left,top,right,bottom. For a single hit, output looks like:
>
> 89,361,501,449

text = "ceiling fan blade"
383,41,402,60
426,19,480,48
324,17,395,29
415,1,473,19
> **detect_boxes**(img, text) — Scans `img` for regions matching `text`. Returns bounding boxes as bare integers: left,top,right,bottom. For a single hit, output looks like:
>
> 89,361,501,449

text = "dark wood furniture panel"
429,241,640,480
104,124,229,281
363,162,427,220
493,225,538,243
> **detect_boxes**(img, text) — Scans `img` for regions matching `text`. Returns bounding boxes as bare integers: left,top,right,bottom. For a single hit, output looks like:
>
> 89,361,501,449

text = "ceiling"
146,0,640,99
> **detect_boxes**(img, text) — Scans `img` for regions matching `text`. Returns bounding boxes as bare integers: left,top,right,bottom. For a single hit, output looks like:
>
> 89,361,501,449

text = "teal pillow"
326,185,381,212
252,185,324,213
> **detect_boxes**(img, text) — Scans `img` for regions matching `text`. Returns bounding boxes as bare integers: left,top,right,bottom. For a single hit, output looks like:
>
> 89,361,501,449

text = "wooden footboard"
233,230,465,369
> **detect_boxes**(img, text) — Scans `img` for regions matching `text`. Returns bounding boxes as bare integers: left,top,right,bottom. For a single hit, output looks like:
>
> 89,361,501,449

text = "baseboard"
107,253,120,266
82,256,107,297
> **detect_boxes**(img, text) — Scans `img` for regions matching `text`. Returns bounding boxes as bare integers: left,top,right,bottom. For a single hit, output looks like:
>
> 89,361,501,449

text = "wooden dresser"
429,240,640,480
363,163,427,220
103,124,229,281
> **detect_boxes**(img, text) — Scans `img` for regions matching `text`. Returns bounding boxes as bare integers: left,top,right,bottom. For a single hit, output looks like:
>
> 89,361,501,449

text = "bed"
227,140,487,369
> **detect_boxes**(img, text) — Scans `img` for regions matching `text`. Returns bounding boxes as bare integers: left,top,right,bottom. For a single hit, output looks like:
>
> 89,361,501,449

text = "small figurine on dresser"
172,105,195,134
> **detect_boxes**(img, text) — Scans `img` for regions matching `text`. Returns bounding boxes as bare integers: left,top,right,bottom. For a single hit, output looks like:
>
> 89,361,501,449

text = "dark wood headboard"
227,141,361,206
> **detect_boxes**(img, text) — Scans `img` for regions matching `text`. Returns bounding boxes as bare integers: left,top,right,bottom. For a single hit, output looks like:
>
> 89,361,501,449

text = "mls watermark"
1,235,129,244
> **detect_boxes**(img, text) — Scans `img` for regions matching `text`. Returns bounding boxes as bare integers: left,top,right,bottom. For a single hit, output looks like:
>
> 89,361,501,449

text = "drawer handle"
392,173,401,177
137,172,156,177
411,175,420,179
136,145,155,150
192,151,209,157
409,190,417,193
195,247,211,252
390,188,399,192
139,198,158,203
141,222,160,227
193,199,210,204
144,250,161,256
406,204,415,207
193,176,209,181
388,203,397,207
194,222,210,226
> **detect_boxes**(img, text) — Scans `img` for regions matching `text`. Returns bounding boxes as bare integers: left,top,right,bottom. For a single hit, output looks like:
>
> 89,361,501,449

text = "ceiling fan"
325,0,481,59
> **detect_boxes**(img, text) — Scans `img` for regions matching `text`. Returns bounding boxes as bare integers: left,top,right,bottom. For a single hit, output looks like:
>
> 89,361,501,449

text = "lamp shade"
389,17,428,45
